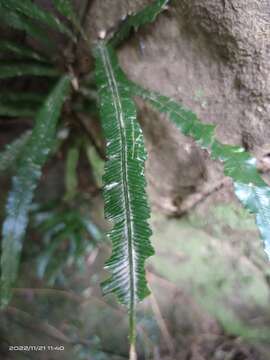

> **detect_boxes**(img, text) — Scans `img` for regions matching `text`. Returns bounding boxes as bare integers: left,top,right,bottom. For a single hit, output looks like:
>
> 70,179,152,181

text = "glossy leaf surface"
95,43,154,341
1,76,71,307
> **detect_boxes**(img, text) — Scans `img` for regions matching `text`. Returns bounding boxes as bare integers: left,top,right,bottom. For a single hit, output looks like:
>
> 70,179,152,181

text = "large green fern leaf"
0,75,71,307
127,81,270,259
95,43,154,342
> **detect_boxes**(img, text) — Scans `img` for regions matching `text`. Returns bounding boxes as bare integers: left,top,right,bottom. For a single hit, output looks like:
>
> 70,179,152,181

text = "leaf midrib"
99,44,136,309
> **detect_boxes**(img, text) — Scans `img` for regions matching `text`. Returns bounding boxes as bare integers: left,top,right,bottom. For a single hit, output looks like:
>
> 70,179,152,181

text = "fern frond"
127,81,270,259
32,204,102,284
0,0,76,42
0,92,44,117
0,5,53,48
0,131,31,173
1,76,71,307
0,92,44,104
0,41,48,62
109,0,169,47
52,0,87,41
0,63,60,79
0,104,35,118
95,43,154,343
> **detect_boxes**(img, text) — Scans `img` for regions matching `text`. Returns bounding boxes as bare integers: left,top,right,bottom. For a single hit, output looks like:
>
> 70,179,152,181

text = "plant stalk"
129,310,137,360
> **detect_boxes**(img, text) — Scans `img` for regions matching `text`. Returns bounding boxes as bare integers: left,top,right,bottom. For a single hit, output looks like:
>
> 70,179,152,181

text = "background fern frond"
52,0,87,41
0,92,45,104
65,145,80,201
109,0,169,47
30,202,102,285
0,41,48,62
0,75,71,307
127,81,270,260
0,105,35,118
0,0,76,42
0,5,53,48
95,43,154,342
85,142,104,188
0,92,44,117
0,63,60,79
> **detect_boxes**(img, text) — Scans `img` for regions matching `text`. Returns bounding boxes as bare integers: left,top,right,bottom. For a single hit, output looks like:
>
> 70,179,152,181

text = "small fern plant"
1,1,270,358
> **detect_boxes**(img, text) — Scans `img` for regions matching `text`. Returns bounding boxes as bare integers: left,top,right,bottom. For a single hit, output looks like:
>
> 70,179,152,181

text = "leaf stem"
129,329,137,360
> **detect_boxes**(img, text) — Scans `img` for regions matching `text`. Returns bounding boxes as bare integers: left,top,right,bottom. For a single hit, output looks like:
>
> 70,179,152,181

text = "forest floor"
1,191,270,360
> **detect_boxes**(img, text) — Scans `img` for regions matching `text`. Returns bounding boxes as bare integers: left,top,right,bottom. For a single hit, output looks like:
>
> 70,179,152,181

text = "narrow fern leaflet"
0,4,53,48
95,44,154,327
0,63,60,79
52,0,77,20
52,0,86,39
1,76,71,307
0,41,47,62
110,0,169,47
128,82,270,259
0,0,75,41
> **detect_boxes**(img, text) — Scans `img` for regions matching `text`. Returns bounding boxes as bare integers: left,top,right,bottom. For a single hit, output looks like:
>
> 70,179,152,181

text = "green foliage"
0,4,53,48
52,0,77,20
0,41,48,62
151,210,270,343
109,0,169,47
0,62,60,79
31,202,102,285
0,92,44,118
0,131,31,173
0,0,76,42
85,142,104,188
95,43,154,343
126,82,270,259
52,0,87,40
0,92,44,104
65,146,80,200
0,104,35,118
1,76,71,307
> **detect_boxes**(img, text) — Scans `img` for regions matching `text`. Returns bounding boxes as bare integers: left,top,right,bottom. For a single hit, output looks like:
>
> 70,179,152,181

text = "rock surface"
86,0,270,211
